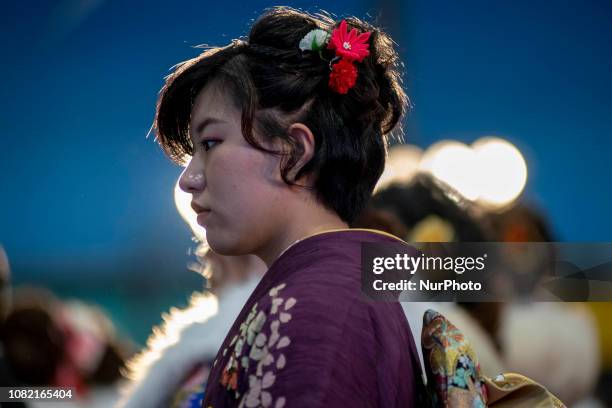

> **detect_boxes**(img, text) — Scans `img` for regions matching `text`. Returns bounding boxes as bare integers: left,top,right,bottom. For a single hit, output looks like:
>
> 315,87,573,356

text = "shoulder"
248,275,415,374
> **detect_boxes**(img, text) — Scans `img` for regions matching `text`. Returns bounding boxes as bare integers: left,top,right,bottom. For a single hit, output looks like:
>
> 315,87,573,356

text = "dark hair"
487,203,555,242
355,175,493,242
154,7,408,223
0,288,130,387
0,292,65,385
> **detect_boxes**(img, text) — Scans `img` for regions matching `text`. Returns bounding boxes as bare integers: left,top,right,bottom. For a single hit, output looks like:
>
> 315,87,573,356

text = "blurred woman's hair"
0,288,130,387
0,289,65,385
353,174,493,242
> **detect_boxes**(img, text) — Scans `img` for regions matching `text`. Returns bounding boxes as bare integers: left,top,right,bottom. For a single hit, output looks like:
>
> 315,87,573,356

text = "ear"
286,123,315,183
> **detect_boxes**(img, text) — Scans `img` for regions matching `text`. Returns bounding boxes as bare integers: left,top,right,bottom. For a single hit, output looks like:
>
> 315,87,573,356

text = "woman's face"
179,81,288,257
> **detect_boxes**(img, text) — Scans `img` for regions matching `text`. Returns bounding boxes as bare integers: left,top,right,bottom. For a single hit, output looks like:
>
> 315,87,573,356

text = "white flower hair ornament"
298,29,330,52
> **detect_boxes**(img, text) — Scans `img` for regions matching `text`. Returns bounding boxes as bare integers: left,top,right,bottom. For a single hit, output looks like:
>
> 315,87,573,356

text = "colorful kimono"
201,229,424,408
421,309,566,407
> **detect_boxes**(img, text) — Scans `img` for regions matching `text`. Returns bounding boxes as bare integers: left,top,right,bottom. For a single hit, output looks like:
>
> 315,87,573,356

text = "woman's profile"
153,7,423,407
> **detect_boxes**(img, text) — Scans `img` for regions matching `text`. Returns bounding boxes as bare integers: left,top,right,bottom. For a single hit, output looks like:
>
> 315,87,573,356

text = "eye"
200,139,221,152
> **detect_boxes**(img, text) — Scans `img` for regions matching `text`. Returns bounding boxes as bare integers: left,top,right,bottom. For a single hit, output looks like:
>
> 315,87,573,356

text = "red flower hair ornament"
299,19,372,94
327,19,371,62
328,59,358,94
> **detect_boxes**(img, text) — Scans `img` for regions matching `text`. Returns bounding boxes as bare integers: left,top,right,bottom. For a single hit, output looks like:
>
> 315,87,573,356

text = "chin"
206,233,249,257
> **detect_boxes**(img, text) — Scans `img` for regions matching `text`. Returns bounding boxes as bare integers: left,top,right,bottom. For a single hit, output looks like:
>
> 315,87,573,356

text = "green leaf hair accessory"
299,29,331,52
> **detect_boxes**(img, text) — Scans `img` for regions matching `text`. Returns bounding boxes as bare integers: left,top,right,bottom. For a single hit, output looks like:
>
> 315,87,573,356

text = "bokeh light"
419,140,481,200
473,137,528,208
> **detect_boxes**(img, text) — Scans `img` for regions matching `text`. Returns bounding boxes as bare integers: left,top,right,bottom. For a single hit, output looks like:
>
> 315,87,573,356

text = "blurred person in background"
0,284,133,408
117,247,266,408
353,174,506,378
355,169,600,405
354,173,574,406
487,203,601,406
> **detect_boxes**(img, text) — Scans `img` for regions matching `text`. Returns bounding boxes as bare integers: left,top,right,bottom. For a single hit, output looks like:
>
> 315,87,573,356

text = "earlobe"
287,123,315,183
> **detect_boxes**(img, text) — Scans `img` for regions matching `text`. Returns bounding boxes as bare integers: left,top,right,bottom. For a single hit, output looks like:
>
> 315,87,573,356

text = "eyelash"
200,139,220,152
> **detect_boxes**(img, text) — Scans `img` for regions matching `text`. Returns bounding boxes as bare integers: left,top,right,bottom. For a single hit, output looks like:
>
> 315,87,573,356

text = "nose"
179,160,206,194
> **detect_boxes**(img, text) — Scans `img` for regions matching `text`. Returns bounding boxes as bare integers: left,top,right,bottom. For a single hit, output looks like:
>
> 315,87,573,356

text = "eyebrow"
192,117,226,137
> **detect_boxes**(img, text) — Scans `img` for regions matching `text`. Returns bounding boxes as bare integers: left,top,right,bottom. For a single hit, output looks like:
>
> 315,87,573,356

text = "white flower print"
235,282,296,408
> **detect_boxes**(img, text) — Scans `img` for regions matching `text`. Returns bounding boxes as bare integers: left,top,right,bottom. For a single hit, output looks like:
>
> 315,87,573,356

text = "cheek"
224,147,281,183
217,144,281,191
208,146,285,228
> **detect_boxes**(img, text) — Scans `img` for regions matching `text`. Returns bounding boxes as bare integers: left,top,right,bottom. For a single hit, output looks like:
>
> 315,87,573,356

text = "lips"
191,201,212,227
191,201,211,213
196,210,211,227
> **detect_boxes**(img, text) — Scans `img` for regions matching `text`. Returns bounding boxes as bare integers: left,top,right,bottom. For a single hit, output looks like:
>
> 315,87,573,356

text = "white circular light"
419,140,480,200
473,137,528,207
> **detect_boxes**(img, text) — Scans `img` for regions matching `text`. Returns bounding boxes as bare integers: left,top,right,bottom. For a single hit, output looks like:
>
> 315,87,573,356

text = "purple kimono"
202,229,423,407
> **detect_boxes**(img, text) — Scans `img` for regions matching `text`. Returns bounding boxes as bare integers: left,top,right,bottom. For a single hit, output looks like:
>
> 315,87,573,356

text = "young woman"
153,7,423,407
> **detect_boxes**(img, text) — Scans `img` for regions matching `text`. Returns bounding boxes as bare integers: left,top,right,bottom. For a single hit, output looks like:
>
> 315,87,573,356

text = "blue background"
1,0,610,342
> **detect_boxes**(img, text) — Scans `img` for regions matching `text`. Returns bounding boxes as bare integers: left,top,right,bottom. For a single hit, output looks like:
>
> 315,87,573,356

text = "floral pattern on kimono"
212,282,294,408
421,309,567,407
421,309,487,407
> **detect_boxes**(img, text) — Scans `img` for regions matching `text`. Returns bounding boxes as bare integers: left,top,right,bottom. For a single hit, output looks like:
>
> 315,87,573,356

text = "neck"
256,204,348,268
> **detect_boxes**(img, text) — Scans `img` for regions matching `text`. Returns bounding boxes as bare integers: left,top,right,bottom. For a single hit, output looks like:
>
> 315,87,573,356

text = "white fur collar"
115,276,259,408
